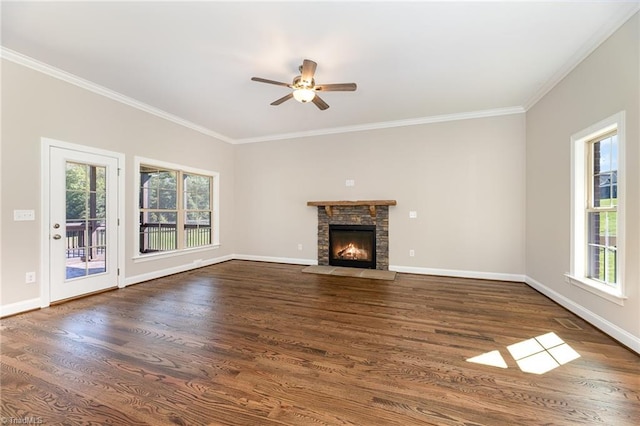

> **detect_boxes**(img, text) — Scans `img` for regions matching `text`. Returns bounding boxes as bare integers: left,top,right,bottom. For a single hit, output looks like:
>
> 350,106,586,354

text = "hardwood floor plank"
2,260,638,425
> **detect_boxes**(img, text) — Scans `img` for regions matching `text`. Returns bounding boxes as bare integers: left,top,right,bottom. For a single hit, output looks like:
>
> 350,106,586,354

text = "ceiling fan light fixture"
252,59,356,109
293,88,315,103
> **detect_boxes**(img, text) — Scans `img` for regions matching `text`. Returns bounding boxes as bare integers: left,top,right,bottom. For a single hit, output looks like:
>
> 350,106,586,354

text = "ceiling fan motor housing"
293,75,315,89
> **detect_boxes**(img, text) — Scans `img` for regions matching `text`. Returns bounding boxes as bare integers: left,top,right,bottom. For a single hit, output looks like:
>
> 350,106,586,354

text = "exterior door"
49,146,119,302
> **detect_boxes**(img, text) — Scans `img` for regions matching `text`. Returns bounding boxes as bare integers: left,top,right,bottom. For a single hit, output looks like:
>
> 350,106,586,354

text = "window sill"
564,274,626,306
133,244,220,263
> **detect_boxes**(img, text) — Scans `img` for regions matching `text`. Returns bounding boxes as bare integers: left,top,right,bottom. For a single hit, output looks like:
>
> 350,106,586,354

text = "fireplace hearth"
329,224,376,269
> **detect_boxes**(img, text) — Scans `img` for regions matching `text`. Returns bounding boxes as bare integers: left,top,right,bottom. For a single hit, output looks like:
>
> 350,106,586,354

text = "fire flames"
335,243,369,260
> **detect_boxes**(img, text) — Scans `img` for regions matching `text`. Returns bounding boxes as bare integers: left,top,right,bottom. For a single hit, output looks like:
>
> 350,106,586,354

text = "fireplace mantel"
307,200,396,217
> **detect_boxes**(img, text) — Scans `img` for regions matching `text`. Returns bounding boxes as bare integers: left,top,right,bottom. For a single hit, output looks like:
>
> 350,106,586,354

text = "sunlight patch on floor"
466,350,508,368
466,332,580,374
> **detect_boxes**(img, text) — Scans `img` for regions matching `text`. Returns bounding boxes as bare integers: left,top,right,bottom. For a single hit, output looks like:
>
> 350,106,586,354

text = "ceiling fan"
251,59,357,110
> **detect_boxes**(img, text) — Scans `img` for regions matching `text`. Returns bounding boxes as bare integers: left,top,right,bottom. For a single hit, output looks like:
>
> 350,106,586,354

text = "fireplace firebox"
329,225,376,269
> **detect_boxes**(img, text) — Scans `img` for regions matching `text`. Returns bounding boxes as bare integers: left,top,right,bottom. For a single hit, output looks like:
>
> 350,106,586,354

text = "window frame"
134,157,220,261
567,111,626,305
585,131,618,285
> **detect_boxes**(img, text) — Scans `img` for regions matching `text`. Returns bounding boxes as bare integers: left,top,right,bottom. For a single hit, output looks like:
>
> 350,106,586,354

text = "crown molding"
0,47,235,144
523,4,640,111
1,47,526,145
232,107,526,144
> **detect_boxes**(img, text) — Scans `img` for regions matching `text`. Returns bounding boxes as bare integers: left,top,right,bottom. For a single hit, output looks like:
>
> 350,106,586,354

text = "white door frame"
40,137,126,307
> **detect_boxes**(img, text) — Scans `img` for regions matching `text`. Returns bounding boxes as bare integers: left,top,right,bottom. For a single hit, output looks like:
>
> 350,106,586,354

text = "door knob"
52,234,62,240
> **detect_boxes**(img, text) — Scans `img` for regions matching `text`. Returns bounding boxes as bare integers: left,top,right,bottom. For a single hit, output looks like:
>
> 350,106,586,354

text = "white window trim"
133,156,220,262
567,111,626,305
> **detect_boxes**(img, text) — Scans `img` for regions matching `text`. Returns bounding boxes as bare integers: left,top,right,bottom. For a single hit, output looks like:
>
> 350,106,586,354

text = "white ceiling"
2,1,639,143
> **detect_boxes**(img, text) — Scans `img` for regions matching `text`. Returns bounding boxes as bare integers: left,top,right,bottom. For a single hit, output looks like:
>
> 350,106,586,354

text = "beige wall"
0,58,528,313
1,59,235,309
526,13,639,346
234,114,526,279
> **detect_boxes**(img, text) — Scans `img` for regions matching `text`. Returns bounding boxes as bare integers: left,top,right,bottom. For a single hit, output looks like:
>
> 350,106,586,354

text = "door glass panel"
88,247,107,276
65,162,108,280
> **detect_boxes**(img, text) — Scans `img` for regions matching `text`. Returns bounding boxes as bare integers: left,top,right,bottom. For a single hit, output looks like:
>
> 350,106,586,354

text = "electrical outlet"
297,244,303,251
409,211,418,219
25,272,36,283
345,179,355,187
409,249,415,257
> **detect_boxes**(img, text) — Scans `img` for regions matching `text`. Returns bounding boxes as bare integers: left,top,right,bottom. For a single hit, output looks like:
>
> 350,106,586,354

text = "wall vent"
555,318,582,330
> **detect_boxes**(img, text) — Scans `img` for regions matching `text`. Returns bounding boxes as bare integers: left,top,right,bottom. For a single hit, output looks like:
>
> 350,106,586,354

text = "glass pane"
587,245,605,281
586,209,617,285
87,219,106,247
66,190,87,219
587,245,617,285
185,212,211,248
605,248,617,284
140,212,177,253
611,135,618,170
90,165,106,220
592,175,600,207
597,173,613,207
158,170,177,190
66,162,88,191
66,249,88,279
95,190,106,219
597,138,612,173
160,212,177,224
140,187,158,209
140,171,154,208
604,211,617,246
197,190,211,210
95,166,106,188
65,220,86,255
587,212,602,245
184,174,211,210
87,247,106,276
158,189,177,209
185,211,211,225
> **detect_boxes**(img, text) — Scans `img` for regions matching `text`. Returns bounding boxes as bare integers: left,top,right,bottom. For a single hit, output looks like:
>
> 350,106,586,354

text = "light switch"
14,210,35,221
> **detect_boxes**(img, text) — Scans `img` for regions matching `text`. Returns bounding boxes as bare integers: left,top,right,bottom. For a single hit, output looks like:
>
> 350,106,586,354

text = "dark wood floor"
1,260,638,425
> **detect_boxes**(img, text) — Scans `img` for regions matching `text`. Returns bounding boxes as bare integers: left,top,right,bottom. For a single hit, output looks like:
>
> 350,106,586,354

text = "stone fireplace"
308,200,396,270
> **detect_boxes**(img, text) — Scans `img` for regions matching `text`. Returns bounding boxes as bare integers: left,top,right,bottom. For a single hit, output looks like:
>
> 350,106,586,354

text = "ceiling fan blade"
300,59,317,85
315,83,357,92
312,95,329,110
270,93,294,106
251,77,292,88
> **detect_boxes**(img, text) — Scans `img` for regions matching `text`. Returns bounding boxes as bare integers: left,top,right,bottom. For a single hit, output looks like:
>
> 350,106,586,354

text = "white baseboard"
525,276,640,354
124,254,233,287
232,254,317,266
390,265,526,283
1,297,42,318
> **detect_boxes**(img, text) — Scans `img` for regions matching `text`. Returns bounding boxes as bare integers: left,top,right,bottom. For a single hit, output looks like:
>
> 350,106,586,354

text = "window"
568,112,625,304
136,158,219,256
586,132,617,285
